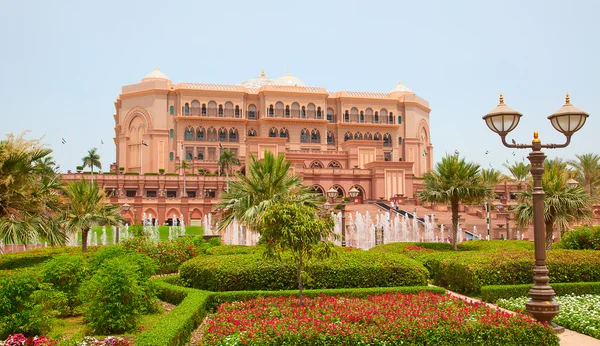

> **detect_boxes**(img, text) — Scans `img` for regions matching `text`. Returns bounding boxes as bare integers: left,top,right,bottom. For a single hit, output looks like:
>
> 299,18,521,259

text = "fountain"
101,226,107,245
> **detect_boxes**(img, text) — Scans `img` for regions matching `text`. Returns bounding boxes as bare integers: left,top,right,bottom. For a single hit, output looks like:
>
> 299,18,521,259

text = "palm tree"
218,149,240,191
504,161,531,189
63,179,123,252
82,148,102,184
568,153,600,198
513,158,592,249
175,160,192,197
0,133,68,247
216,150,319,232
418,154,490,250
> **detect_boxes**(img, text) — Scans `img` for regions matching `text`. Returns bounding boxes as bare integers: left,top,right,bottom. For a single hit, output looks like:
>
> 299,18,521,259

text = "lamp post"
349,186,360,204
327,188,346,246
117,203,131,244
483,93,589,331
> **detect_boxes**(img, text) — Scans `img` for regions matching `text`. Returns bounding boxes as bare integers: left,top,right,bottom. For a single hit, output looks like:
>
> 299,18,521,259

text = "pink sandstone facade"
64,68,433,225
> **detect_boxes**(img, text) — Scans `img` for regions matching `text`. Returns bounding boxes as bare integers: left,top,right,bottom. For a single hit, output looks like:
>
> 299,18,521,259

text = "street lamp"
117,203,131,244
483,93,589,331
567,178,579,189
349,186,360,202
327,187,346,247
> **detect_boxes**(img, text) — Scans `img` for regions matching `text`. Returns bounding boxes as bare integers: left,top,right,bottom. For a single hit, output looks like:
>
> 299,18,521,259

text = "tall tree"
0,133,67,247
261,202,335,306
216,150,318,232
568,153,600,198
513,158,592,249
175,160,192,197
63,180,123,252
82,148,102,184
418,154,490,250
218,148,240,191
503,161,531,189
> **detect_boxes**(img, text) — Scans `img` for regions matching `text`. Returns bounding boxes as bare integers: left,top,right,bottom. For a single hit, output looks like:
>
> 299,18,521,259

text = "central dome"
142,67,170,82
239,69,274,89
273,72,305,87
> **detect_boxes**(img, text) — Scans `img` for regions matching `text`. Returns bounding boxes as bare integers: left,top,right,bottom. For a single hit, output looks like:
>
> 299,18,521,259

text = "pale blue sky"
1,0,598,172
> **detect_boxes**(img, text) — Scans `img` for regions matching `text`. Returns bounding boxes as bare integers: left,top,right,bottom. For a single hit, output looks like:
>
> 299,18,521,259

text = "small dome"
142,67,170,82
273,72,305,87
390,81,412,93
239,69,275,89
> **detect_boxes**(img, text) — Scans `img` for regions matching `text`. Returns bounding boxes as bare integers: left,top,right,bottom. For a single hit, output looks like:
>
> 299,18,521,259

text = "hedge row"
0,246,98,270
369,242,453,257
135,277,445,346
481,282,600,303
429,250,600,294
179,251,429,291
456,240,535,252
205,244,263,256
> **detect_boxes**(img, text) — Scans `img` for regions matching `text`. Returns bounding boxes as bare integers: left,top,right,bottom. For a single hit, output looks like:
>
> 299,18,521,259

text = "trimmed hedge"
205,245,262,256
457,240,535,252
481,282,600,303
180,251,429,291
369,242,453,258
431,250,600,294
135,277,445,346
0,246,97,270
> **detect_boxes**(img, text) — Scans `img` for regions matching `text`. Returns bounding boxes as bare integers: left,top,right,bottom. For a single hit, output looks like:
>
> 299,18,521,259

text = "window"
327,132,335,145
208,101,217,116
229,128,238,142
235,105,240,117
389,112,394,124
225,102,233,117
398,136,403,144
317,107,322,119
269,127,277,138
285,105,290,117
359,112,364,123
280,128,289,140
398,116,402,124
384,151,392,161
197,127,205,141
126,190,137,198
374,133,381,140
301,106,306,118
218,104,223,116
169,152,174,161
327,108,334,122
169,129,174,138
187,191,196,198
344,132,352,141
311,129,320,143
344,110,349,122
248,129,256,137
146,190,157,198
184,103,190,115
248,104,257,119
374,112,379,123
204,190,216,198
276,102,284,117
219,128,227,141
383,134,392,147
185,128,194,141
166,190,177,198
197,152,204,160
300,129,309,143
207,127,217,141
169,106,174,115
354,132,362,140
202,104,207,115
269,105,274,116
191,100,200,115
186,152,193,160
364,132,372,140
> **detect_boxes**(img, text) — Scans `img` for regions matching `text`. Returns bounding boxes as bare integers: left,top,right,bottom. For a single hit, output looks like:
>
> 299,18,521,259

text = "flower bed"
496,294,600,339
202,292,558,345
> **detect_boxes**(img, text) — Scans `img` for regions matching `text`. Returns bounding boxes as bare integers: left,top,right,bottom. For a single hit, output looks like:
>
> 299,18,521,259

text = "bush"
559,225,600,250
481,281,600,303
79,256,156,334
431,250,600,294
144,172,159,176
119,167,125,171
122,237,200,274
370,242,453,258
205,245,262,256
41,254,87,314
158,168,165,174
180,251,429,291
457,240,535,252
0,271,50,338
124,172,139,175
0,246,84,270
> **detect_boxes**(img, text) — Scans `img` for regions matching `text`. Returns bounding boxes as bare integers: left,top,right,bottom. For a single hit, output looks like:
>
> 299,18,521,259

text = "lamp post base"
525,299,563,333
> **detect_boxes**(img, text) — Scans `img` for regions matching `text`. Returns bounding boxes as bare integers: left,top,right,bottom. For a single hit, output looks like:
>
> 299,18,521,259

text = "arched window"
398,116,402,124
364,132,372,140
310,161,324,168
354,132,363,140
317,107,322,119
328,161,342,169
301,106,306,118
248,104,257,119
311,129,320,143
269,105,274,116
169,106,174,115
218,127,227,141
344,110,349,122
184,127,194,141
169,152,174,161
235,105,240,117
186,152,193,161
197,127,205,141
312,185,325,195
224,102,234,117
381,109,388,123
169,129,174,138
398,136,403,144
197,153,204,160
218,104,224,116
191,100,200,115
327,131,335,145
208,101,217,116
344,131,352,141
359,111,364,123
291,102,300,118
184,103,190,115
383,133,392,147
269,127,278,138
229,128,238,142
366,108,373,123
202,104,207,115
285,105,290,117
275,102,284,117
327,108,334,122
351,107,358,122
307,103,316,118
374,132,381,141
207,127,217,141
248,129,257,137
279,128,289,140
389,112,394,124
374,111,379,123
300,128,309,143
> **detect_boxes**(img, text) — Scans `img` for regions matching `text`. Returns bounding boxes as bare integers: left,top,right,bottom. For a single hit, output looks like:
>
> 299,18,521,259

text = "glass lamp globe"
482,94,522,136
547,94,589,136
327,188,338,199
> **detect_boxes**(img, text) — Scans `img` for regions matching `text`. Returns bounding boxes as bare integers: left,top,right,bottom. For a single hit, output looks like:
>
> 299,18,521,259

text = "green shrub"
370,242,453,258
559,225,600,250
119,167,125,171
79,256,156,334
0,271,50,338
41,254,87,314
165,173,178,176
123,237,199,274
144,172,159,176
180,251,428,291
125,172,140,175
431,250,600,294
457,240,535,252
205,245,262,256
86,245,128,269
159,168,165,173
0,246,84,270
481,281,600,303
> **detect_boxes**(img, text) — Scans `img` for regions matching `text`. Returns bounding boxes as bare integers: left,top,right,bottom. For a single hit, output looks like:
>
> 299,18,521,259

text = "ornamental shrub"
205,245,262,256
456,240,535,252
122,237,200,274
79,256,156,334
41,254,87,314
370,242,453,258
559,225,600,250
180,251,428,291
0,246,86,270
431,250,600,294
